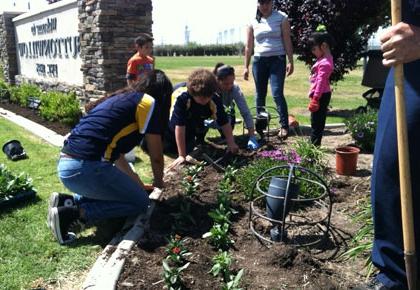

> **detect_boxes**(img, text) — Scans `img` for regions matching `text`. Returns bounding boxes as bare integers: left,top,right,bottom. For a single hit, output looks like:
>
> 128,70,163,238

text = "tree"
273,0,389,82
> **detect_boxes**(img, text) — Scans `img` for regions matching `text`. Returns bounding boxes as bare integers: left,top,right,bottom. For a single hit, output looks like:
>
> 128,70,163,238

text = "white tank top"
251,10,287,57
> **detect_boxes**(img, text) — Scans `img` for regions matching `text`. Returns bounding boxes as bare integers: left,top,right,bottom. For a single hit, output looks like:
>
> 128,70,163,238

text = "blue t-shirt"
169,89,229,135
62,92,159,162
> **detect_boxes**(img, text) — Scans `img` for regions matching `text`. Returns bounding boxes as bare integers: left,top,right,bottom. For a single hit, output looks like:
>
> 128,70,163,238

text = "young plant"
185,162,205,178
208,204,231,225
202,223,234,250
170,201,196,232
210,250,232,280
181,175,199,197
0,164,34,199
162,259,190,290
222,269,244,290
165,235,192,266
345,109,378,153
223,165,238,184
292,138,328,174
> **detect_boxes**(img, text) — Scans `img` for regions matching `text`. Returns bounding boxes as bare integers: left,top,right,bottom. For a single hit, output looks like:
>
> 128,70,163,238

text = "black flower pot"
2,140,27,161
266,177,298,221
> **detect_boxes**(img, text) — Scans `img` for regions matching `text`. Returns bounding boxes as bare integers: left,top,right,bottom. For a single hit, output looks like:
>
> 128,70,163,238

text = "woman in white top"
244,0,294,139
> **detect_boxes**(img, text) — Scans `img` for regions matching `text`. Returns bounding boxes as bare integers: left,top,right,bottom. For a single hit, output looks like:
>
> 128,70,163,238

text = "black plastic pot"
2,140,27,161
266,177,298,221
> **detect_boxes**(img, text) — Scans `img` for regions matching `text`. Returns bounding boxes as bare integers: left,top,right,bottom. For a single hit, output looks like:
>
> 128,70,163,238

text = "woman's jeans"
252,55,289,129
57,157,150,223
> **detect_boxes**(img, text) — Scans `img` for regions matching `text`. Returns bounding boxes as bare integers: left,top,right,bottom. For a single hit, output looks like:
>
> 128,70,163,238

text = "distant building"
184,25,190,45
218,26,245,44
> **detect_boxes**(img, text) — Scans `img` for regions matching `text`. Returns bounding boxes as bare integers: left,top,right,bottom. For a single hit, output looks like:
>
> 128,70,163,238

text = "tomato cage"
249,164,333,247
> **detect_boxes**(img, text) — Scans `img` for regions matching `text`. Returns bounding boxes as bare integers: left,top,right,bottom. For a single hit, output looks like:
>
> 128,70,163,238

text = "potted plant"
0,164,36,208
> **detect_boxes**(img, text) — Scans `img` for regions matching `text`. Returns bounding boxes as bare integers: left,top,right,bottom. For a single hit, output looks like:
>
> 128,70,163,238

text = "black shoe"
353,278,389,290
49,206,80,244
47,192,74,229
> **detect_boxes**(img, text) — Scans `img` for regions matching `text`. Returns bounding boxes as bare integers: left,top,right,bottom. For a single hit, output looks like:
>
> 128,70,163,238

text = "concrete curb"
0,107,64,147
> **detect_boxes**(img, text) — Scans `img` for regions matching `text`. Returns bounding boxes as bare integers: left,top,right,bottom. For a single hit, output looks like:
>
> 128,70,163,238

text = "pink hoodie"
309,55,334,100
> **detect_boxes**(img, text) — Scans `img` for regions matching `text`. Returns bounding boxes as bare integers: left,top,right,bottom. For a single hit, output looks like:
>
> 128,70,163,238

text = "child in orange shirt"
126,33,155,86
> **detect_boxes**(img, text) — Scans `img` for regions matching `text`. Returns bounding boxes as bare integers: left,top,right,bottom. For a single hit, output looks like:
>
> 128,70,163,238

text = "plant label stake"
391,0,417,289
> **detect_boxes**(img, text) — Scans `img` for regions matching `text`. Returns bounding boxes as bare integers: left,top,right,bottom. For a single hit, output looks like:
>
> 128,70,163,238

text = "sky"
0,0,257,45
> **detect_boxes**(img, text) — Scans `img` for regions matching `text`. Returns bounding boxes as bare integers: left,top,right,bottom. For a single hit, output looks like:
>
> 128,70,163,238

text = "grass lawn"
0,119,100,289
157,56,366,125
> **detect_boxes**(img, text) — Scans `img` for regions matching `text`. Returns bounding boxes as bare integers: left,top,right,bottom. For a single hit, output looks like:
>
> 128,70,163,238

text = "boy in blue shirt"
165,69,239,169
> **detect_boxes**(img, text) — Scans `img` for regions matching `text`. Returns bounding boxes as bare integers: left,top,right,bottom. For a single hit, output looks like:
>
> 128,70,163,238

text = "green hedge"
154,43,244,57
40,91,81,127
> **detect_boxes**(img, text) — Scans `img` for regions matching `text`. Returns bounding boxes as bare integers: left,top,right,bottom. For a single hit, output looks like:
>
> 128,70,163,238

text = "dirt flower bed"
117,128,373,290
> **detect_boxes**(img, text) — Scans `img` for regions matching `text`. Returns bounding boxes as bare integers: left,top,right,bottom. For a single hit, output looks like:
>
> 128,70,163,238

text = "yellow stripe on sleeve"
136,93,155,134
104,123,138,161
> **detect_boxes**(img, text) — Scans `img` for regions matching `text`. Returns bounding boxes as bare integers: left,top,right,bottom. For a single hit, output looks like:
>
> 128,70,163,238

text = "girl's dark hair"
85,70,173,132
256,0,272,23
308,31,335,49
213,63,235,80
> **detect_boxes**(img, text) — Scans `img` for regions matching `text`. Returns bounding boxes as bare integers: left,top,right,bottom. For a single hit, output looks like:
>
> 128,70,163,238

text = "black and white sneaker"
47,192,74,230
49,206,79,245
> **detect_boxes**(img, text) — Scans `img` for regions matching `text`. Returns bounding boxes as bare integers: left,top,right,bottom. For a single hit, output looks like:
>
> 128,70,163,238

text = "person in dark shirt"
165,69,239,169
47,70,173,245
356,0,420,289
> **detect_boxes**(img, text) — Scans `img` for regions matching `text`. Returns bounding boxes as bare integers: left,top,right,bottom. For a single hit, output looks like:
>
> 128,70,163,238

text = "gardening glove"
308,98,320,113
247,135,260,150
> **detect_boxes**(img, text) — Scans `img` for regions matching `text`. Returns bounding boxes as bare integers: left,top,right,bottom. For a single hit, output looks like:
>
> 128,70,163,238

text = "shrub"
345,109,378,152
17,83,42,107
274,0,389,82
40,91,81,127
0,81,10,101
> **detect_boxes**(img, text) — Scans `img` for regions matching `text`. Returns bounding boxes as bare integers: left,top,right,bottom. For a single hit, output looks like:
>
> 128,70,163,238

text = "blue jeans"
371,61,420,289
57,157,150,223
252,55,289,129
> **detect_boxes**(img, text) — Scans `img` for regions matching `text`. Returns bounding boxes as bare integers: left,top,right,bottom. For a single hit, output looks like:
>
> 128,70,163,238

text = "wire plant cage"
249,164,333,247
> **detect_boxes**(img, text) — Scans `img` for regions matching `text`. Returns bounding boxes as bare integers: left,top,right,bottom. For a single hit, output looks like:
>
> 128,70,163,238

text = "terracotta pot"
335,146,360,175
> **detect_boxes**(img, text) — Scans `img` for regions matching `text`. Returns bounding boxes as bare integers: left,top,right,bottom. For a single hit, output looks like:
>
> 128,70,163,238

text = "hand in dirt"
166,156,186,172
227,142,239,154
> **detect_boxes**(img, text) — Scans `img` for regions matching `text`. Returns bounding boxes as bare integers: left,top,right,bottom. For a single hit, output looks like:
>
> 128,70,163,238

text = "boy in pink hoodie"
307,30,334,146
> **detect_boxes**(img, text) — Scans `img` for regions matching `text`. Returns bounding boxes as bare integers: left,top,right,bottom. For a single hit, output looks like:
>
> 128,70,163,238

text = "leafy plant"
210,250,232,280
40,91,81,127
208,204,232,225
345,109,378,153
165,235,192,266
222,269,244,290
236,158,279,201
184,162,205,178
170,201,196,232
15,83,42,107
0,164,34,199
274,0,389,82
181,175,199,197
342,197,374,278
162,259,190,290
223,165,238,184
292,138,328,174
0,81,10,101
202,223,234,250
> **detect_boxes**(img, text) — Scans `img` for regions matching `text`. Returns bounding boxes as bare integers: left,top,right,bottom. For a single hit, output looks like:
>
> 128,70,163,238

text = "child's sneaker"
47,192,74,229
48,206,79,244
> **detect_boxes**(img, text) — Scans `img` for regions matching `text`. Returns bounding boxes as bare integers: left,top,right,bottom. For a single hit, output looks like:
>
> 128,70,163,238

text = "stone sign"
13,0,83,85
